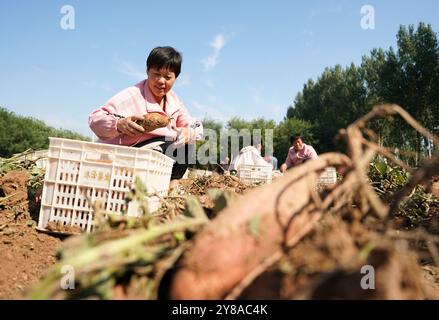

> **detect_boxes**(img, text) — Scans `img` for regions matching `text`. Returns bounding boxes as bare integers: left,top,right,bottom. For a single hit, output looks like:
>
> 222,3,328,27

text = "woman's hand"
280,163,288,173
116,116,145,136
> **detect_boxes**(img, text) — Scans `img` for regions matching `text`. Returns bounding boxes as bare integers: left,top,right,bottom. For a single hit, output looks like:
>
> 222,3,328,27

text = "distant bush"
0,107,90,157
368,159,438,227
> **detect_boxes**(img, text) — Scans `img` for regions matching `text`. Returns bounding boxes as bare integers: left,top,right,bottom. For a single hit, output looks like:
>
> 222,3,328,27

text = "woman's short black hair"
146,46,182,77
290,133,303,144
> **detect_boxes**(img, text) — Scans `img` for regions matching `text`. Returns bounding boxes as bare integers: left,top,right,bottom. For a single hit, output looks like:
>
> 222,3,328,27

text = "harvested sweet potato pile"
137,113,170,132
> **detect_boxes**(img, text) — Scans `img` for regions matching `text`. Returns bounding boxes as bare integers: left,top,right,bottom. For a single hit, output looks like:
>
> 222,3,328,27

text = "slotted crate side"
54,184,78,208
237,164,273,184
38,137,174,233
39,186,116,233
73,210,94,232
38,182,94,232
106,189,127,213
318,167,337,185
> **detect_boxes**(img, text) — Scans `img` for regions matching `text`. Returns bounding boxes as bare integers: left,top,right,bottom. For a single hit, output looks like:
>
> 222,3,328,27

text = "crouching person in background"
280,133,318,173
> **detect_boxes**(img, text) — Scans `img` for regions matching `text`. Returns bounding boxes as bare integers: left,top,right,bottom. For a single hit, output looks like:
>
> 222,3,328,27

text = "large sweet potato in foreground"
167,156,343,299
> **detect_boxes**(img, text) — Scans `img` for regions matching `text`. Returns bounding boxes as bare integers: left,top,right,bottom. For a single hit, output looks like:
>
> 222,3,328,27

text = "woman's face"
293,138,304,151
147,67,177,102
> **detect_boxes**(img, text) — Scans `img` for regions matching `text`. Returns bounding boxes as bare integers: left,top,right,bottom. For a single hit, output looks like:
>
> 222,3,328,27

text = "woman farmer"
88,46,203,189
280,133,318,173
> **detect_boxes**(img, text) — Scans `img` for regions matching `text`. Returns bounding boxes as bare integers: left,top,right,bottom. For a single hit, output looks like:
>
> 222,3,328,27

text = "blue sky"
1,0,439,138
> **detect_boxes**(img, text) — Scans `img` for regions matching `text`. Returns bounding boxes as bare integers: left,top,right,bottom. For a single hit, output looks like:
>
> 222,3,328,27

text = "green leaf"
207,189,236,215
374,161,388,176
173,231,185,242
184,196,208,221
27,220,36,227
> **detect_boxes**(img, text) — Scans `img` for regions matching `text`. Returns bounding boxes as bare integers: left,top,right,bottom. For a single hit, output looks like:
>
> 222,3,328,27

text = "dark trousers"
133,137,193,180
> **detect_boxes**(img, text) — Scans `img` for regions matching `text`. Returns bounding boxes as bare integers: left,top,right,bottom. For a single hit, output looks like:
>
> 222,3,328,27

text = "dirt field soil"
0,170,60,299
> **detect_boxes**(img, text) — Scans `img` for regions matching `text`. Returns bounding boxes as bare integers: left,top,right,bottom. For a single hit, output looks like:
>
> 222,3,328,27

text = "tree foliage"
0,107,90,157
287,23,439,164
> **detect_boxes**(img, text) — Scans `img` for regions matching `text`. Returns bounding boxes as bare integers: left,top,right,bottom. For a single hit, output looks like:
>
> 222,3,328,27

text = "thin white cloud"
175,74,191,87
107,27,121,33
308,4,344,19
207,95,217,103
191,100,228,121
201,33,229,72
116,60,145,80
270,104,283,119
246,86,285,121
205,79,215,88
249,86,262,104
41,115,92,137
308,9,319,19
83,81,97,88
83,81,113,92
99,83,113,92
303,30,315,48
32,66,47,74
240,103,283,122
212,33,226,51
329,4,343,14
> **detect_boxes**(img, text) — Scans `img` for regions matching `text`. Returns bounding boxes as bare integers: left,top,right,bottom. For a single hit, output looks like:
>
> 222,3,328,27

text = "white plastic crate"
318,167,337,185
37,137,174,233
237,164,273,184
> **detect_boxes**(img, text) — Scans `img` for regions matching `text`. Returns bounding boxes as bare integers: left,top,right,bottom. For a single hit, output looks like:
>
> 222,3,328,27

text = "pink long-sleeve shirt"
88,79,202,146
284,144,318,168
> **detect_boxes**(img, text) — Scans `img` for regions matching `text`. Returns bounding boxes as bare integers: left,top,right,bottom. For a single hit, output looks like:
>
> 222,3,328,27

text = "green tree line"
288,23,439,165
0,107,90,157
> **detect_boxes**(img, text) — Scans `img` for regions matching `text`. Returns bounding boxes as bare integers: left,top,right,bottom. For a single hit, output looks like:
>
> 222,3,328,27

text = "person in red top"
280,133,318,173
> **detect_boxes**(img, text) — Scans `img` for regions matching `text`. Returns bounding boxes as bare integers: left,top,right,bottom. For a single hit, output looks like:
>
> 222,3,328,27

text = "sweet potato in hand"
137,113,170,132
